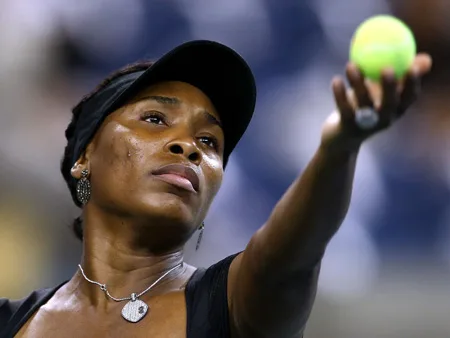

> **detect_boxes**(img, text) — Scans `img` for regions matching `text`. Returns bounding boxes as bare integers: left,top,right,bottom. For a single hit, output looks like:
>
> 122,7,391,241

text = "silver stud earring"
196,222,205,251
76,169,91,205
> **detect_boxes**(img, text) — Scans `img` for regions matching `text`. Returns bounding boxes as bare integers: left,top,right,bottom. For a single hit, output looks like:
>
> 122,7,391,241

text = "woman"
0,40,431,337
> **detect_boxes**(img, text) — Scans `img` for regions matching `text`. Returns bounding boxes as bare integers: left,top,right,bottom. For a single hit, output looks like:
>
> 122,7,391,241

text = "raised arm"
228,54,432,338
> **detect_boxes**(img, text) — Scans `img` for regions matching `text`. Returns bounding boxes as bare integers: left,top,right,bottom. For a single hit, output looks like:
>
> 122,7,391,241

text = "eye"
199,136,218,150
142,112,166,125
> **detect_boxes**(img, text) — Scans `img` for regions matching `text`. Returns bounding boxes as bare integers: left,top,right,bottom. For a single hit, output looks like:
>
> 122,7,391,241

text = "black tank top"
0,253,238,338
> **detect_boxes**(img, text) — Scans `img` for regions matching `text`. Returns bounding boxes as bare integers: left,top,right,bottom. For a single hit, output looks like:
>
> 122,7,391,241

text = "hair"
61,60,155,241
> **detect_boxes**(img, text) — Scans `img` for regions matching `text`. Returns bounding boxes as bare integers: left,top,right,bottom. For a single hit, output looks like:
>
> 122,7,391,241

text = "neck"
71,207,189,307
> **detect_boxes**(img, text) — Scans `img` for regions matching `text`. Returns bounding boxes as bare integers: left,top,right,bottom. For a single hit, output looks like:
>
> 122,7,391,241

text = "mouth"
152,163,200,193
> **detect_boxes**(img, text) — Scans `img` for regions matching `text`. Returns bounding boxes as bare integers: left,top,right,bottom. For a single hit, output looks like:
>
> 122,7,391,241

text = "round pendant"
121,299,149,323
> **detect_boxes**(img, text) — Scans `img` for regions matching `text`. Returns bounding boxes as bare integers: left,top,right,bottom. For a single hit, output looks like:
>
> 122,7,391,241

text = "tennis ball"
350,15,416,81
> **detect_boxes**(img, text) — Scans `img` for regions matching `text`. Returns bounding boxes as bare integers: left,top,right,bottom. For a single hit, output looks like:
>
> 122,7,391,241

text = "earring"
195,222,205,251
76,169,91,205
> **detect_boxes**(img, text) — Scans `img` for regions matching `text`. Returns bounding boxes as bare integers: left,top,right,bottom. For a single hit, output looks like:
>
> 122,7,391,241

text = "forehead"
131,81,220,120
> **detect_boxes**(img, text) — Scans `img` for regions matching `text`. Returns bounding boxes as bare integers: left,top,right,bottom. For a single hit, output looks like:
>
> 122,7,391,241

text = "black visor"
71,40,257,169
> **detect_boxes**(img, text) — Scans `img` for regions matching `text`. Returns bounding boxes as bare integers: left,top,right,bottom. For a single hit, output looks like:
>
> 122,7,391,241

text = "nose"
165,138,202,165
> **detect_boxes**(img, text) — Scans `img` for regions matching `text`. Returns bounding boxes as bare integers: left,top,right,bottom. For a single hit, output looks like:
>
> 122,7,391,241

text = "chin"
132,191,200,227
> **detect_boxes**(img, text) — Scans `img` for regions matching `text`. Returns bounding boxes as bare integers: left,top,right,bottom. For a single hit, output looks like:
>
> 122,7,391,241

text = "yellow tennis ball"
350,15,416,81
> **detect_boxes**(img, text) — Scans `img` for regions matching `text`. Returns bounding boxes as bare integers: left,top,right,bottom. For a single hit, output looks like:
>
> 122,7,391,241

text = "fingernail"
331,76,340,87
351,67,361,78
384,67,395,77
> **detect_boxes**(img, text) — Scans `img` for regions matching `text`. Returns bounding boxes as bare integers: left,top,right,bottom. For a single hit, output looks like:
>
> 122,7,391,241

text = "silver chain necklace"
78,263,183,323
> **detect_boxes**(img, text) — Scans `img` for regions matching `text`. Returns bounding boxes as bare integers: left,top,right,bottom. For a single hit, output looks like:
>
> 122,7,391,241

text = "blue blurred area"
42,0,450,266
1,0,449,279
1,0,450,335
373,146,450,255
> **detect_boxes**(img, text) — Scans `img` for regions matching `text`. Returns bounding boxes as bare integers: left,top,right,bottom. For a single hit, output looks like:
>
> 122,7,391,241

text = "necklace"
78,262,183,323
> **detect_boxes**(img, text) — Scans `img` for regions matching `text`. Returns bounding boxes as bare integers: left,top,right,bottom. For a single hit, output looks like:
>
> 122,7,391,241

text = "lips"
152,164,200,193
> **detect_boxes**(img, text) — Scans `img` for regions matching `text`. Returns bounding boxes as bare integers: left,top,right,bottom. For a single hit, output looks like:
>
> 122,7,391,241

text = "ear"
70,144,94,179
70,155,88,180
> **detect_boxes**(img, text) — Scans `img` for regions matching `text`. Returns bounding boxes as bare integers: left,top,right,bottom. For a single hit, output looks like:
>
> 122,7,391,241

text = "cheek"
96,126,138,171
202,160,223,200
90,125,159,191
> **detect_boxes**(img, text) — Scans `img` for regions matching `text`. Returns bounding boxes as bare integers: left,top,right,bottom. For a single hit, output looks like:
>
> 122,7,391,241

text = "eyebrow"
140,95,222,128
202,111,222,129
143,95,181,105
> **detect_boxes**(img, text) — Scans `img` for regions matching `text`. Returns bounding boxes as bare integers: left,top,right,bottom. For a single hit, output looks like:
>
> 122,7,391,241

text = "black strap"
185,253,240,338
0,283,65,338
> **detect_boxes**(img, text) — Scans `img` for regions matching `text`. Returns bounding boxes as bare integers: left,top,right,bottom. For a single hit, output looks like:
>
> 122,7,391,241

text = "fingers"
346,63,373,108
332,54,431,131
398,67,421,116
413,53,432,75
332,76,354,122
395,53,431,116
379,68,399,125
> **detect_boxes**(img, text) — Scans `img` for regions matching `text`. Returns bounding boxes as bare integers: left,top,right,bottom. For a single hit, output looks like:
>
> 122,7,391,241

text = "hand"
320,53,432,153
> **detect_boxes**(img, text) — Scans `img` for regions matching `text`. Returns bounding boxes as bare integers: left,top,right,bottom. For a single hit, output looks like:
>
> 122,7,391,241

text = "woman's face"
73,81,224,239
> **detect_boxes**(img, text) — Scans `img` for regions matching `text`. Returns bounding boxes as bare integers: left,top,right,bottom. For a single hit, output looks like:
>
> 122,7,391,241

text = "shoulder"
0,285,64,336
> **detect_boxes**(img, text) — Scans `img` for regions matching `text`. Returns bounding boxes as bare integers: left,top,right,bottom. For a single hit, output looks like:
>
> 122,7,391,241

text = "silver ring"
354,108,379,130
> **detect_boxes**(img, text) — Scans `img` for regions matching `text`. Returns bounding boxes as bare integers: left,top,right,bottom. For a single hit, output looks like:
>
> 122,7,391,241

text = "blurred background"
1,0,449,337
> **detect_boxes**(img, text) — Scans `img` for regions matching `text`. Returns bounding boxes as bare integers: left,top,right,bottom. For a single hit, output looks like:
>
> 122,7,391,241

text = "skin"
16,54,432,338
